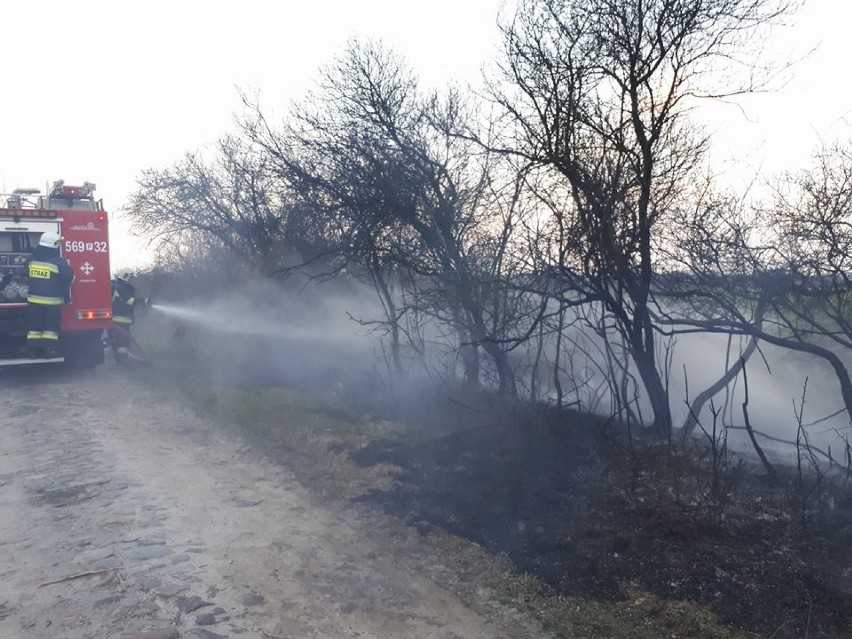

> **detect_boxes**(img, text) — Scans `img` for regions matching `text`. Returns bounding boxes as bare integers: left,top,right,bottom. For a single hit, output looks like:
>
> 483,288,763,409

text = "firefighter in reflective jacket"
110,268,149,364
26,231,75,358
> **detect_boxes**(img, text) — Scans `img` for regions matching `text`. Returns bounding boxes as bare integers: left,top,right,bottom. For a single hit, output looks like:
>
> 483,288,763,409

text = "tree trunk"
456,322,481,389
553,307,565,408
682,334,760,436
632,339,672,437
370,264,404,376
482,339,518,397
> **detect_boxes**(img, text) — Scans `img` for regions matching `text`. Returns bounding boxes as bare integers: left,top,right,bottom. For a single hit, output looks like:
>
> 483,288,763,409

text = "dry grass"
198,386,402,499
137,342,754,639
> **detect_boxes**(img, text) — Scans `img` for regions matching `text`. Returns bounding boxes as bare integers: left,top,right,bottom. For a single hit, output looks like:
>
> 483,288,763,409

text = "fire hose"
107,322,151,365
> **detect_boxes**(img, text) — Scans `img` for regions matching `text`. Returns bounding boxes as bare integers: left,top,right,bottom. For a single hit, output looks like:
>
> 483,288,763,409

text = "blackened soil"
352,404,852,638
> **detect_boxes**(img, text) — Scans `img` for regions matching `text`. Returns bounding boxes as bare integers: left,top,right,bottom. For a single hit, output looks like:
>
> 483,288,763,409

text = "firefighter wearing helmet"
110,267,149,364
26,231,75,358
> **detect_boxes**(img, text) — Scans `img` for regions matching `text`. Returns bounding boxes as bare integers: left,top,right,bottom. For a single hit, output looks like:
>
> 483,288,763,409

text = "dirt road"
0,364,546,639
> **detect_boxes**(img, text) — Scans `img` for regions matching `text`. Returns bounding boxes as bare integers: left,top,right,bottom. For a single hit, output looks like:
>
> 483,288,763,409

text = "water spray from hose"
151,303,278,336
150,303,351,342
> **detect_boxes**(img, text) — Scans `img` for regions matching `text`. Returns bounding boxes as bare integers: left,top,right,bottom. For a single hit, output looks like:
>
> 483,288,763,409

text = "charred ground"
132,299,852,638
348,398,852,638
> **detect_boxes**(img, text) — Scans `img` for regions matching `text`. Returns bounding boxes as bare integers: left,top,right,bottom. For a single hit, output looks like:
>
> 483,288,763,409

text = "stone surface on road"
0,364,545,639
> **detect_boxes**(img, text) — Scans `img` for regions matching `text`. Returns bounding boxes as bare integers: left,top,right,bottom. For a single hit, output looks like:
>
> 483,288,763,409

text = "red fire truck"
0,181,112,367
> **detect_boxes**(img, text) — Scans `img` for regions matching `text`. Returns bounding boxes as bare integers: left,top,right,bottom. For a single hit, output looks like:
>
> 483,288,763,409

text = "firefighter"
26,231,74,358
110,268,149,364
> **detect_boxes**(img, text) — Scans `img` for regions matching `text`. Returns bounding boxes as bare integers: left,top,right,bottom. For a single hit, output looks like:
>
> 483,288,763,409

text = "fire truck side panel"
59,211,112,332
0,217,64,358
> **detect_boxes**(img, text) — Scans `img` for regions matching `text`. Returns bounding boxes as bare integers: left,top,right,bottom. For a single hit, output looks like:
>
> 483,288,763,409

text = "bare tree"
758,144,852,423
491,0,790,435
658,147,852,428
245,40,542,395
127,134,296,275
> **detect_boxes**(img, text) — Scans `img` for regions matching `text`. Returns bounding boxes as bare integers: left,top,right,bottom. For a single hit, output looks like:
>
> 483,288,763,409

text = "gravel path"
0,364,546,639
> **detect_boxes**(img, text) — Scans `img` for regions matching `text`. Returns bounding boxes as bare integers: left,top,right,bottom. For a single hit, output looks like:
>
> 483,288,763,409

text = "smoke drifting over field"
669,332,848,457
136,275,851,463
130,272,852,638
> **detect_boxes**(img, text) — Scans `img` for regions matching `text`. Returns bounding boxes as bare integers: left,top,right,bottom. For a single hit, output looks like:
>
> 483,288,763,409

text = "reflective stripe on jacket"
26,247,75,306
112,279,141,325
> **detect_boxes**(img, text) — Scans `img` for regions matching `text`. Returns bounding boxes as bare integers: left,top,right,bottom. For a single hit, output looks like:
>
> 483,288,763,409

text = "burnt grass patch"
351,400,852,638
138,320,852,637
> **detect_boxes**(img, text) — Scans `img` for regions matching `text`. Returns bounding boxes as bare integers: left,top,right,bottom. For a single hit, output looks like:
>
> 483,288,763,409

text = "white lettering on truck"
64,241,107,253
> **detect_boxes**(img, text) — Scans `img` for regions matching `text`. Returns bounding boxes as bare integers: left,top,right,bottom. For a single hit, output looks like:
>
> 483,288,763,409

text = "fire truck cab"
0,181,112,367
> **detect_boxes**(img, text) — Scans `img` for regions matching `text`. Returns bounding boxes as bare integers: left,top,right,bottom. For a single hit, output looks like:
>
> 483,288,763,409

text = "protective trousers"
110,323,133,363
27,303,61,355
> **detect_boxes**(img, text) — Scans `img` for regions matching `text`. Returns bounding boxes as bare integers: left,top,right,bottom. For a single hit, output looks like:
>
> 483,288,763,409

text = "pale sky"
1,0,849,269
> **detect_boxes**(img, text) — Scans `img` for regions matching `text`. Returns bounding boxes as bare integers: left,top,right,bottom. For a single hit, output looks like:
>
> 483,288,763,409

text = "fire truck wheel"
63,333,105,369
